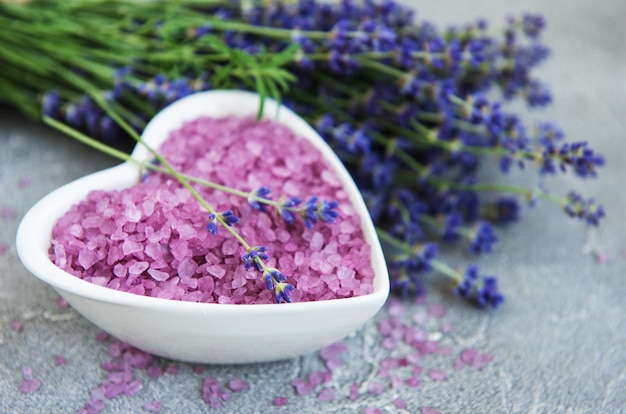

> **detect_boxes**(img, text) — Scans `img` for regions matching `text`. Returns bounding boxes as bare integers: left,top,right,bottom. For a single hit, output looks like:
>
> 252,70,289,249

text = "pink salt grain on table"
49,116,375,304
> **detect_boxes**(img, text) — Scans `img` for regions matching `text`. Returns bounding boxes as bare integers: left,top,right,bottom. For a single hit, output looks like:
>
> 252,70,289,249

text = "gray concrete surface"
1,0,625,412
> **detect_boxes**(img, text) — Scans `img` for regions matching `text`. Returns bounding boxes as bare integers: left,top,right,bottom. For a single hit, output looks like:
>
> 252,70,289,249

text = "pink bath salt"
308,370,332,386
177,257,198,279
144,243,163,260
96,331,109,343
367,380,386,395
177,223,197,240
165,364,179,375
49,116,374,304
129,261,149,275
317,387,335,401
221,239,238,256
472,352,495,370
146,365,163,380
227,378,250,392
18,378,41,394
147,269,169,282
406,377,421,388
310,232,325,251
143,401,162,412
11,320,23,332
207,264,226,279
57,296,70,309
291,378,315,396
170,239,189,261
272,396,289,407
122,240,143,256
78,249,99,270
394,398,408,409
427,303,447,318
349,382,359,401
0,206,16,220
460,348,479,365
428,369,447,382
18,176,32,189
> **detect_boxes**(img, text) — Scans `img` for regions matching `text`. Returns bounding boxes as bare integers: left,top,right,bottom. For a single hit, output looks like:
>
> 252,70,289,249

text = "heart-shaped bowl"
16,90,390,364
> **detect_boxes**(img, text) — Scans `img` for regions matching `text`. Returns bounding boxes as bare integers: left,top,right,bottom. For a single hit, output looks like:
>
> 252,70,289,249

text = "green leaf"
269,43,299,67
255,74,267,120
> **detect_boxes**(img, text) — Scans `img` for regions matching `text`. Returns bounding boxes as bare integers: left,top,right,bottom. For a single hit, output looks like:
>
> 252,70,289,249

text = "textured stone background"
1,0,625,413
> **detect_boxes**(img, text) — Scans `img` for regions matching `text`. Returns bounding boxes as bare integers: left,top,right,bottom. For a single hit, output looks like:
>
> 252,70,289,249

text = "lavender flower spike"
476,277,504,309
317,200,339,224
206,210,239,235
300,197,340,228
274,282,295,303
242,246,269,272
248,186,272,211
278,196,302,224
263,267,287,291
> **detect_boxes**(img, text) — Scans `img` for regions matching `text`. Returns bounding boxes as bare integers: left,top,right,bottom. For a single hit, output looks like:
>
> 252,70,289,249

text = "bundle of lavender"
0,0,605,308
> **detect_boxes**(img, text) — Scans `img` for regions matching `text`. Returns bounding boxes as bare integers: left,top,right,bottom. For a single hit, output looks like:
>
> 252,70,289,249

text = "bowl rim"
16,89,390,314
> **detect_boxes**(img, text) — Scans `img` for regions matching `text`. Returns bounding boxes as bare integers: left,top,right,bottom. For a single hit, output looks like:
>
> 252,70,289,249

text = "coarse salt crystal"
78,249,98,270
18,378,41,394
337,267,356,280
122,240,143,256
273,397,289,406
228,379,250,392
148,269,170,282
129,261,149,275
310,232,324,251
221,240,237,256
207,265,226,279
124,207,142,223
177,257,198,279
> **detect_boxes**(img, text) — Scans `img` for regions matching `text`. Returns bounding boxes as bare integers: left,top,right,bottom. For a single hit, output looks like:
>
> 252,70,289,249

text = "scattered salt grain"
428,369,447,382
21,366,33,377
18,378,41,394
406,377,421,388
310,232,324,251
317,387,335,401
11,320,23,332
394,398,408,409
228,379,250,392
207,264,226,279
202,377,230,408
165,364,179,375
147,366,163,380
57,296,69,309
427,304,447,318
143,401,162,412
272,396,289,407
291,378,315,396
0,206,15,220
367,380,386,395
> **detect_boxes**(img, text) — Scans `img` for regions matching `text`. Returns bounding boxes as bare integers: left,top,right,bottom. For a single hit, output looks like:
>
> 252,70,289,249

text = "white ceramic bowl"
16,90,389,364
